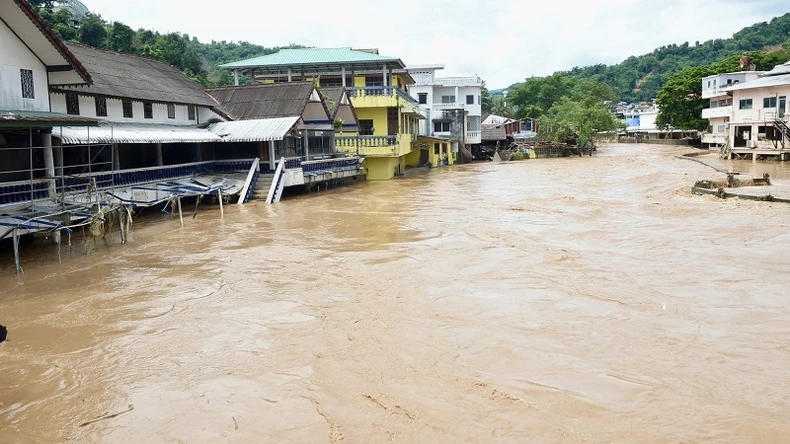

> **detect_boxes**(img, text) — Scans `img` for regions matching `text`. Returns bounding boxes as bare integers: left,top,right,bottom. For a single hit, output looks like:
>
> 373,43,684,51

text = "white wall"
0,20,49,111
50,92,212,125
731,86,790,122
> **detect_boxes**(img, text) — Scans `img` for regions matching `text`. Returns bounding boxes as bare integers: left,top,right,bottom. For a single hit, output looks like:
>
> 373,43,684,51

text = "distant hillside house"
51,0,89,26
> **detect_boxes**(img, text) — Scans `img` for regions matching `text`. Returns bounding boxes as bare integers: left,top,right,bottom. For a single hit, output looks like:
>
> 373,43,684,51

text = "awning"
0,110,100,128
207,116,299,142
52,124,222,144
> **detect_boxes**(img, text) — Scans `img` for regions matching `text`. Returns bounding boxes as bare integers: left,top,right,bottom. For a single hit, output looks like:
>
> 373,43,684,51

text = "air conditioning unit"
746,140,758,148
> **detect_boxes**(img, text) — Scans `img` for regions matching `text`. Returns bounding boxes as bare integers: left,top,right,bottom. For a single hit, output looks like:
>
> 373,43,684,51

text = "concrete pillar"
303,132,310,160
233,69,239,86
455,86,459,106
341,66,347,87
383,64,388,87
287,68,292,82
268,141,276,171
41,132,56,198
155,143,163,166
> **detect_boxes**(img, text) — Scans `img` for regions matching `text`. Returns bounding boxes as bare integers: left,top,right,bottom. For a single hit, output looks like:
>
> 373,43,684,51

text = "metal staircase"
237,158,260,204
265,157,287,204
774,117,790,149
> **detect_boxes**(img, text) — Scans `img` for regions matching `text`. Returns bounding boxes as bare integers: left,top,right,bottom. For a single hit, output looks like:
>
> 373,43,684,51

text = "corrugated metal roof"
206,82,315,120
207,117,299,142
765,61,790,76
726,73,790,91
482,126,506,141
52,124,222,144
220,48,403,69
0,110,100,127
53,43,216,107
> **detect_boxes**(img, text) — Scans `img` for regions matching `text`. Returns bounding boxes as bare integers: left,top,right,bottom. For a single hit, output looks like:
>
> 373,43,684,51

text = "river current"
1,144,789,443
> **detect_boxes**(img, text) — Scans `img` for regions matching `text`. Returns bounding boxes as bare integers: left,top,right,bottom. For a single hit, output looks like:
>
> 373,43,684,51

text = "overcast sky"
82,0,787,89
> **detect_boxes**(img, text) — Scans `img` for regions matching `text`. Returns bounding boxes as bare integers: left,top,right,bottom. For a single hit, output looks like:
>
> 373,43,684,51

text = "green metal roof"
220,47,405,70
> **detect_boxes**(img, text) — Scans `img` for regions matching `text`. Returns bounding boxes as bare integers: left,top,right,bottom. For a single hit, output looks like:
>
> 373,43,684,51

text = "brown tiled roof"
206,82,326,120
13,0,92,84
53,43,215,106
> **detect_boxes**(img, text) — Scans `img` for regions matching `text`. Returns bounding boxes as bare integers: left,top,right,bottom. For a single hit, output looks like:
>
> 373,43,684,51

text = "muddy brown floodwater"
1,144,790,443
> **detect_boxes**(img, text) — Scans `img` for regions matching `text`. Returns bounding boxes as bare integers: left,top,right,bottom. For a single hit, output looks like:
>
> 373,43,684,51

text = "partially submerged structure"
701,57,790,160
1,0,101,271
206,82,364,194
220,47,426,180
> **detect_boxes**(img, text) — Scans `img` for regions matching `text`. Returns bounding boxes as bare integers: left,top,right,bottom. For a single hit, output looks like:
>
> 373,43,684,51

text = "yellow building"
220,48,425,180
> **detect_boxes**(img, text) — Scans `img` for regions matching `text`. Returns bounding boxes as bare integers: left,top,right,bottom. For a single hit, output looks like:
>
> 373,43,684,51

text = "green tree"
108,22,135,53
507,72,575,118
79,13,107,48
481,82,494,114
537,82,620,145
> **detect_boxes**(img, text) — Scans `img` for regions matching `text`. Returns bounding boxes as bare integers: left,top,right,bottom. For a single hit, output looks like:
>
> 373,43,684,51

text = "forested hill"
30,1,303,87
496,12,790,102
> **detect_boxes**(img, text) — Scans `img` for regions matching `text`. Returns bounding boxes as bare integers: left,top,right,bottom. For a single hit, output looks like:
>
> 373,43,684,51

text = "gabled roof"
2,0,91,84
220,47,405,70
319,86,357,121
52,43,216,106
206,82,330,121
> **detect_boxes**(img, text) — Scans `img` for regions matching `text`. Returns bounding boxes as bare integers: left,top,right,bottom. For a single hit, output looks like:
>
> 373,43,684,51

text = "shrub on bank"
510,151,525,161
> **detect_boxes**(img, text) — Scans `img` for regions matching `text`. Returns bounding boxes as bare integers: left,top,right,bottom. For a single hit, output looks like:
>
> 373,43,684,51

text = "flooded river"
1,144,789,443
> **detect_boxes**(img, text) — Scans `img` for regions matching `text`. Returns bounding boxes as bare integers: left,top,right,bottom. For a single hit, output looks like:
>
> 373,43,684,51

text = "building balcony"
701,87,732,100
702,133,727,144
466,130,481,144
335,133,414,157
702,105,732,119
347,86,419,109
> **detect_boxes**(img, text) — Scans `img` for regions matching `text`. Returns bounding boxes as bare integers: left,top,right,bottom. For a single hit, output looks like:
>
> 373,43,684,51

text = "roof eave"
14,0,92,85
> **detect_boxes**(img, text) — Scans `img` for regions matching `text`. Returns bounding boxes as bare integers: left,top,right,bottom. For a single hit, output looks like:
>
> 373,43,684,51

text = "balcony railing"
701,105,732,119
346,86,419,106
466,130,481,140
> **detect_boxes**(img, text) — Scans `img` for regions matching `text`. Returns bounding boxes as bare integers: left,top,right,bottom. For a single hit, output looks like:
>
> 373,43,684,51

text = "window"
359,119,374,136
167,103,176,119
441,95,455,104
320,77,344,88
20,69,34,99
122,99,133,118
433,121,451,132
365,76,383,87
95,96,107,116
716,124,726,133
143,102,153,119
188,105,196,121
763,97,777,108
66,92,80,115
418,93,428,104
739,99,753,110
466,95,474,105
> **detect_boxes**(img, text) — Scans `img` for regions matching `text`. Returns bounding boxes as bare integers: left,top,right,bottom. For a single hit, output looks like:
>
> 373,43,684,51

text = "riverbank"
2,143,789,443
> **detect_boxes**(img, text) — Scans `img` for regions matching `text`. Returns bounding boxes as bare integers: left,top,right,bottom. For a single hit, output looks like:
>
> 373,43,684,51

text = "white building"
700,70,763,146
701,60,790,158
1,0,98,204
406,64,483,149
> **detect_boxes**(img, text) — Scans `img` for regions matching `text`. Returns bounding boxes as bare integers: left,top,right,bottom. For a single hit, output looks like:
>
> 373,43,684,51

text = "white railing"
702,87,731,99
466,131,481,141
266,157,286,205
702,106,732,119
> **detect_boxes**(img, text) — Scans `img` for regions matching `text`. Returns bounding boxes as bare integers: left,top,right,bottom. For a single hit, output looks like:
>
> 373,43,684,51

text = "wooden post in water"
177,197,184,227
12,229,22,274
119,208,127,244
218,189,224,218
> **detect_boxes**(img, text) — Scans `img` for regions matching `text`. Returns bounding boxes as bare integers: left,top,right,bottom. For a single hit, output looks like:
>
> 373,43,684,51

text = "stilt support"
177,197,184,227
12,229,22,274
218,189,224,218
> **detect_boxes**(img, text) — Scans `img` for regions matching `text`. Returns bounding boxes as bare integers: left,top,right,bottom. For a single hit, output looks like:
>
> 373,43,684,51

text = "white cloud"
82,0,784,89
